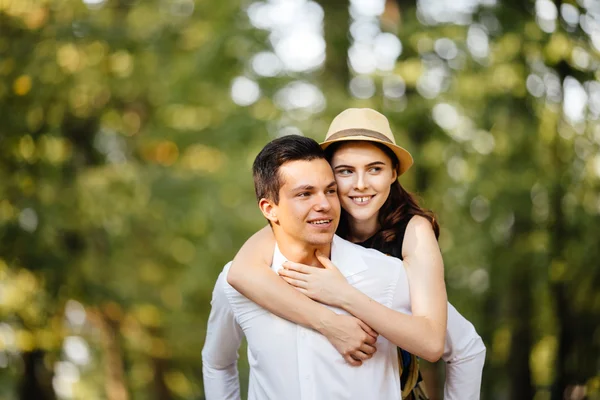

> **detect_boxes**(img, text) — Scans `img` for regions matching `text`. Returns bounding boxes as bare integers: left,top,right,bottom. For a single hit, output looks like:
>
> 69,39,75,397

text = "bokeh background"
1,0,600,399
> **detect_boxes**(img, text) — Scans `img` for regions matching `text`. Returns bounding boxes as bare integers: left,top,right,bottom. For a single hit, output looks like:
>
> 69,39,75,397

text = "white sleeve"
202,267,244,400
442,303,486,400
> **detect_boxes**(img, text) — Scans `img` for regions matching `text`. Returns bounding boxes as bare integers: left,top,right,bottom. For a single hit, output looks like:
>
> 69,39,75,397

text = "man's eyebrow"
291,184,315,192
291,182,336,192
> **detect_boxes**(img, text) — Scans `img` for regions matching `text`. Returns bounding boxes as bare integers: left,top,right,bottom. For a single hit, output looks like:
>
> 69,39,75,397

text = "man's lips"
307,218,334,227
349,195,375,205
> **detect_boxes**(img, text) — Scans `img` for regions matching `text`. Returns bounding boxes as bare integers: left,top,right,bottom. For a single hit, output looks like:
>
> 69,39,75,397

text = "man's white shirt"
202,235,486,400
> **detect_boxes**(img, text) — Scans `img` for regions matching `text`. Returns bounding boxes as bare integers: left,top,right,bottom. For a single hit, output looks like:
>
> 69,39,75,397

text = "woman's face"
329,141,397,224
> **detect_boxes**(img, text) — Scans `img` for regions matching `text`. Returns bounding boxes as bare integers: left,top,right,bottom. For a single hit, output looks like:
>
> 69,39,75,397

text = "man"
202,135,485,399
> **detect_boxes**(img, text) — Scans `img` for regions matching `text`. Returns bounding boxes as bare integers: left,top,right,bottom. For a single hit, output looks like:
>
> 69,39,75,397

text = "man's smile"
307,218,334,228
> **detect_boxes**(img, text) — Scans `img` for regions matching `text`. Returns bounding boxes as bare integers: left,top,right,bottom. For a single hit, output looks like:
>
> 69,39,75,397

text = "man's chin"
305,232,335,246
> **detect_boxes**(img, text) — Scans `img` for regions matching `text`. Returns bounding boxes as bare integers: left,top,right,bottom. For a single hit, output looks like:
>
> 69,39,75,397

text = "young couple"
202,108,486,399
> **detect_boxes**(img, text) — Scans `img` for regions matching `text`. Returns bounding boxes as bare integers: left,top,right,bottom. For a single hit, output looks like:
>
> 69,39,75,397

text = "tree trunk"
548,118,573,400
89,310,129,400
149,327,173,400
151,355,173,400
18,350,56,400
507,254,535,400
315,0,350,98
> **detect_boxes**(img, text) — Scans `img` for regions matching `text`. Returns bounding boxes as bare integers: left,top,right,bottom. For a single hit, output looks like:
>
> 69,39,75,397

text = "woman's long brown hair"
326,141,440,248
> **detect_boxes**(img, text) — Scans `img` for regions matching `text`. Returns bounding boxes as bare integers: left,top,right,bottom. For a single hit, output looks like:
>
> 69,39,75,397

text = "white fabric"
202,235,486,400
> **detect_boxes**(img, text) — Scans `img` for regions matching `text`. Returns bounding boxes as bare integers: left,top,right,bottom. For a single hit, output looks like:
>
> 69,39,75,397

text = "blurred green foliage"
0,0,599,399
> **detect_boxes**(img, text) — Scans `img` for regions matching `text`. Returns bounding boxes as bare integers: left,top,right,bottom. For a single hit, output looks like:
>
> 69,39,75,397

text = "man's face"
270,158,340,247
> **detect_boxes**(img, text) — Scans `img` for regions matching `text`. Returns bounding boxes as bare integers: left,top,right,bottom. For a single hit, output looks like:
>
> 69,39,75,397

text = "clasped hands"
278,251,378,366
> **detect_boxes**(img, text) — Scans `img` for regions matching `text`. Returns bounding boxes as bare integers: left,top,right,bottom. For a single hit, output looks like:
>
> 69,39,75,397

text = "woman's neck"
347,214,379,243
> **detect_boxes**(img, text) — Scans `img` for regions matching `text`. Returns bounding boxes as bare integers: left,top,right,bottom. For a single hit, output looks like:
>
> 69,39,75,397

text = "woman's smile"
349,195,376,206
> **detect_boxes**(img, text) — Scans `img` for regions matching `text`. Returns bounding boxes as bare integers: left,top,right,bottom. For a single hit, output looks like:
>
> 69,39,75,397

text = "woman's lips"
349,195,375,206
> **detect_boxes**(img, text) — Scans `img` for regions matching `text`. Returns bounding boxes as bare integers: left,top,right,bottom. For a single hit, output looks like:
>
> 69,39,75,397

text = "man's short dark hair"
253,135,326,204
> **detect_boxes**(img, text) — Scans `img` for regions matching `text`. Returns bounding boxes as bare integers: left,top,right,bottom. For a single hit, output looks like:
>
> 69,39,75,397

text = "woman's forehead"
331,141,391,162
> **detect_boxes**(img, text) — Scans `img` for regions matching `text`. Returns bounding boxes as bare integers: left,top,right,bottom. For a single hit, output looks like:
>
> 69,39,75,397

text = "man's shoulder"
213,262,237,297
217,261,235,290
217,261,255,303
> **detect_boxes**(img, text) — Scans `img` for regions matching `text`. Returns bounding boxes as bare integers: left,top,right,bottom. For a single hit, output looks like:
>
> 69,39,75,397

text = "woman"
227,108,483,399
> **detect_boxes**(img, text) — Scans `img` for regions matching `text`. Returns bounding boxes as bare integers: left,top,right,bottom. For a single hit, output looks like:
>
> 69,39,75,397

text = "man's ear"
258,198,279,224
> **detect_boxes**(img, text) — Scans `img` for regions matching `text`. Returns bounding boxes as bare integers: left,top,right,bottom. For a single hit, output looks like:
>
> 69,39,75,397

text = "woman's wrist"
312,308,337,334
337,285,359,311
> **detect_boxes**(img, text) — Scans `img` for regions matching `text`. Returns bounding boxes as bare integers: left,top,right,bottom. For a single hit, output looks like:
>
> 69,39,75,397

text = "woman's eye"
369,167,382,173
337,169,352,175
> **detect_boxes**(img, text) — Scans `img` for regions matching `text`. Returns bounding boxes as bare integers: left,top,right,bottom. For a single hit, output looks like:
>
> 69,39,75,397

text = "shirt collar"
271,235,369,278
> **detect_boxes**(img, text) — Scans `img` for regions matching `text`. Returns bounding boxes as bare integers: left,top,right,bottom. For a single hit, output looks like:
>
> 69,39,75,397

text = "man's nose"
313,193,332,212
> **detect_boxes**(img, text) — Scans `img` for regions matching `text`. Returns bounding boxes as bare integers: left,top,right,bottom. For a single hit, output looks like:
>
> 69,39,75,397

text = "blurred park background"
1,0,600,399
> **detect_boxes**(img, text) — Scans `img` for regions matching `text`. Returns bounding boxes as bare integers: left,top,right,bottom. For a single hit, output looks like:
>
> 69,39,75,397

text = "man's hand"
317,314,378,366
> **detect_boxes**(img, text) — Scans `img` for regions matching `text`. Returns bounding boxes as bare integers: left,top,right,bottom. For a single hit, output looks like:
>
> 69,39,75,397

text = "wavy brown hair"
325,141,439,249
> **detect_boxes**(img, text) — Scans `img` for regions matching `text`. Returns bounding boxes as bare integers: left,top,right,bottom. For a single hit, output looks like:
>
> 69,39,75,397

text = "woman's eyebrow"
335,161,386,169
366,161,386,167
333,164,353,170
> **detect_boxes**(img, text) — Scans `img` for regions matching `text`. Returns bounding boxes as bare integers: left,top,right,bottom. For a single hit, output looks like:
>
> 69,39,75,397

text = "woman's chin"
344,207,378,222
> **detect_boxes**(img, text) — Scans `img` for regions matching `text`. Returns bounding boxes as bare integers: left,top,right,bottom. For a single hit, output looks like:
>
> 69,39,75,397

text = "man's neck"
275,236,331,267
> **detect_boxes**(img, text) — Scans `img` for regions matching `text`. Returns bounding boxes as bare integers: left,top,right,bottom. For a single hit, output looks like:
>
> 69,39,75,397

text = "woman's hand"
278,251,352,308
319,314,379,366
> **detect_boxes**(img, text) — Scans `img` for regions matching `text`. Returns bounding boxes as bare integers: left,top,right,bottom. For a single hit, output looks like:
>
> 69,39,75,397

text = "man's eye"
326,189,337,195
297,192,309,197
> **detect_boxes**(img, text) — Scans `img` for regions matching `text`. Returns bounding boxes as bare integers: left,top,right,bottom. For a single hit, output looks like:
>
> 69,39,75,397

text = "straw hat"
320,108,414,176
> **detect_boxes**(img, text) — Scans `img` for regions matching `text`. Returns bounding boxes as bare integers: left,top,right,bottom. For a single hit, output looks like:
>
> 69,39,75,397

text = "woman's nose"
355,173,367,190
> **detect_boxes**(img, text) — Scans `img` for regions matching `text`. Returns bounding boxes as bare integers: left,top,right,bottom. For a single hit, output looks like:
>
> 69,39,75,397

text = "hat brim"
320,136,414,176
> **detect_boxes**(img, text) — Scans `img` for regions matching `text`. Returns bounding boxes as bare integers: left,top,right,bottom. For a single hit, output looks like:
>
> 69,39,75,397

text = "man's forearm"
442,303,487,399
203,269,244,400
203,362,241,400
443,343,486,400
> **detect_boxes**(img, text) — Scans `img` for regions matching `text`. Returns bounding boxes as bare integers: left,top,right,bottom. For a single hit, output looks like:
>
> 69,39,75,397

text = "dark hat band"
326,128,394,144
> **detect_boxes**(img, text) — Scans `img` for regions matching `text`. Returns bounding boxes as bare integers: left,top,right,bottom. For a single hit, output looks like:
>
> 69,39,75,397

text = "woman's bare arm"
227,226,328,329
226,226,378,365
340,215,447,361
279,215,447,362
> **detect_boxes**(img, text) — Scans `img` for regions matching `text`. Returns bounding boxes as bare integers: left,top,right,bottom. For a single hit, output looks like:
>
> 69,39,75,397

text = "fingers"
344,354,362,367
282,261,309,274
357,320,378,339
364,334,377,345
360,343,377,355
315,251,335,269
280,276,308,289
350,350,372,361
278,268,307,282
295,287,309,295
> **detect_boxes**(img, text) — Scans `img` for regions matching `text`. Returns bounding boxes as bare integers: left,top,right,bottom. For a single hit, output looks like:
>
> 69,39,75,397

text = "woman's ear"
259,198,279,224
391,168,398,183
